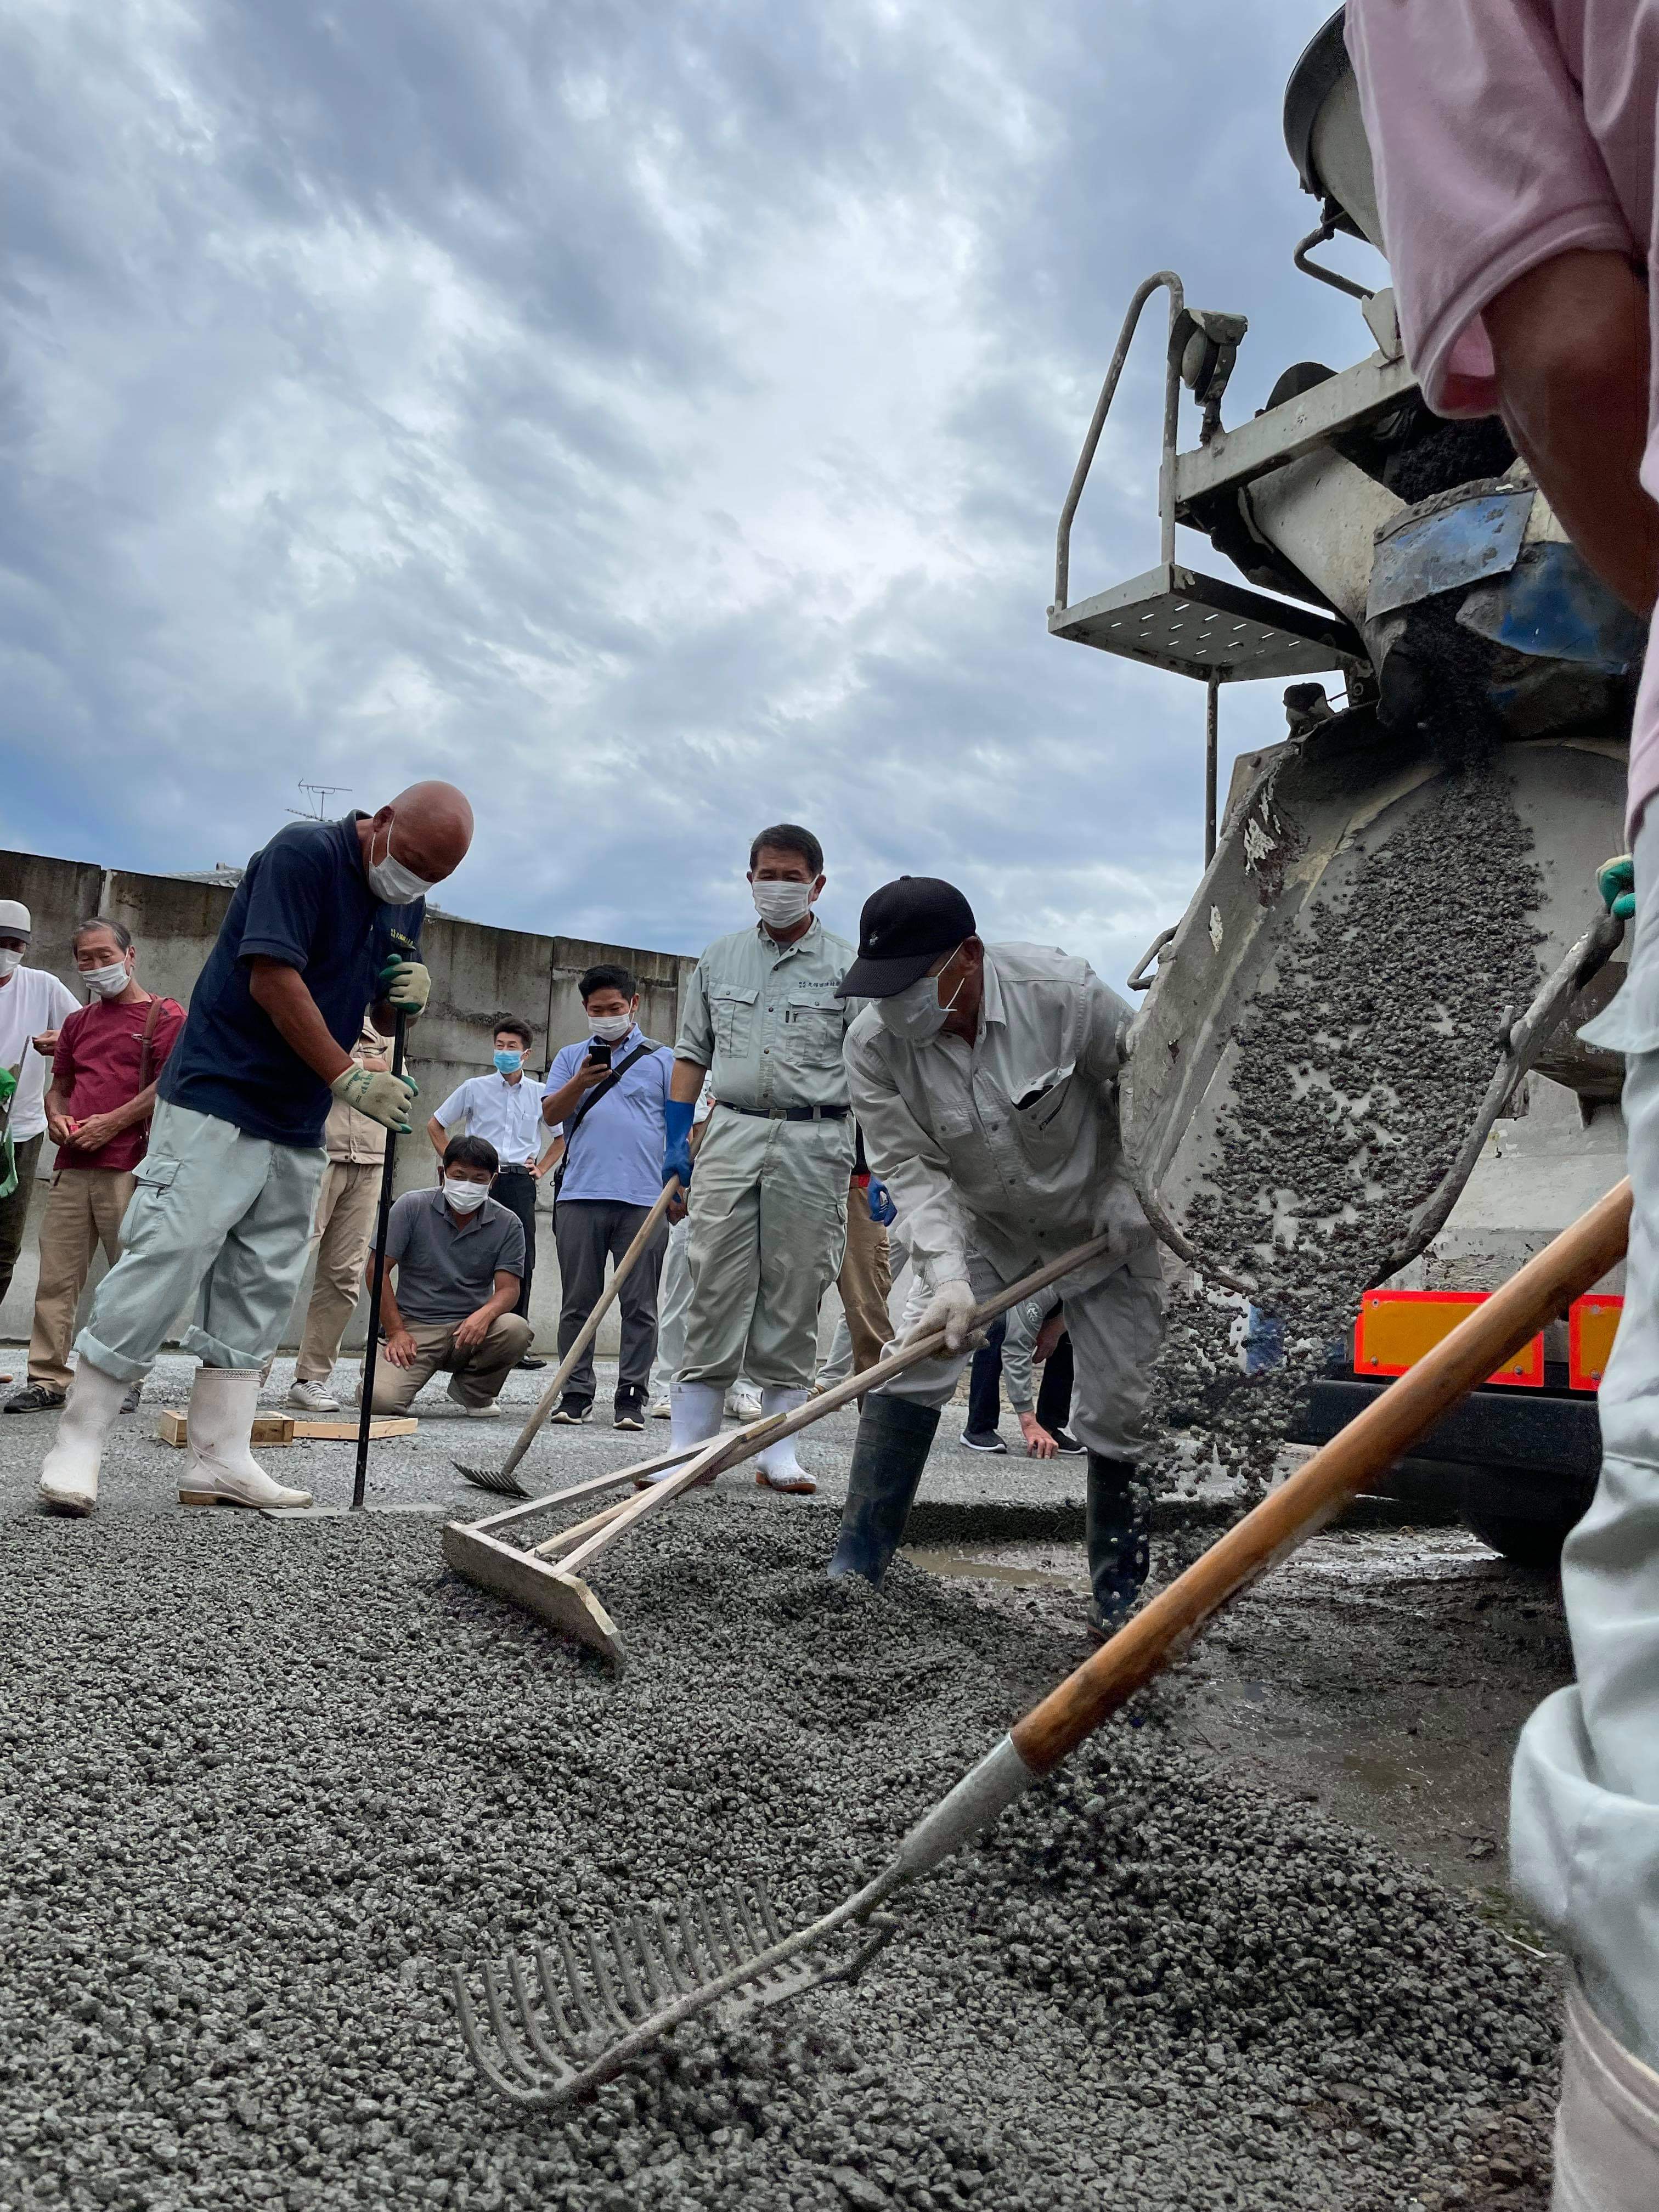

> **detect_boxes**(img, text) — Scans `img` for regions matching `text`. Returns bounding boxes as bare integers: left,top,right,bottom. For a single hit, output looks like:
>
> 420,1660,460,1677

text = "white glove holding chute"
905,1279,984,1355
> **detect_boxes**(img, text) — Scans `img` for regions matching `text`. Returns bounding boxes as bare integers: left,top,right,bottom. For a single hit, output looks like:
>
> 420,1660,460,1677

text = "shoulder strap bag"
552,1039,667,1198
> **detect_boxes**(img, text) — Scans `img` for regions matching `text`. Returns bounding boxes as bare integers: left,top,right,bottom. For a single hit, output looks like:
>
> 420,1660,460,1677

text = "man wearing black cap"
827,876,1165,1636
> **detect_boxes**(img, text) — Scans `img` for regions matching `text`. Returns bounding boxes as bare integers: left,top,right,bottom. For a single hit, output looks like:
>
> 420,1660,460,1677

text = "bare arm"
453,1267,521,1350
365,1253,418,1365
64,1082,161,1153
542,1059,613,1123
670,1057,707,1107
247,958,353,1084
1484,249,1658,617
426,1115,449,1158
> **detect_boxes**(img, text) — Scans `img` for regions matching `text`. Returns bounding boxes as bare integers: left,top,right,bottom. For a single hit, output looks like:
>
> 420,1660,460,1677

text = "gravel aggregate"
1,1499,1558,2209
1149,757,1544,1499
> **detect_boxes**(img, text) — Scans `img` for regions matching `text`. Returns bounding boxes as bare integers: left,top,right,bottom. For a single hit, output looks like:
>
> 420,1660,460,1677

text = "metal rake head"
451,1879,898,2108
453,1459,532,1498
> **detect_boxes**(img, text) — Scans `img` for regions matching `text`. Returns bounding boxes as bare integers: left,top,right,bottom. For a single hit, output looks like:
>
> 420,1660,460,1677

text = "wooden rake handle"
1008,1177,1632,1776
495,1179,680,1485
553,1229,1121,1578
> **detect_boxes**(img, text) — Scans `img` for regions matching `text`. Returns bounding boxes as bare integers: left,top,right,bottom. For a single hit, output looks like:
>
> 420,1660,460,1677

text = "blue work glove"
866,1175,897,1227
662,1098,695,1191
1598,854,1635,921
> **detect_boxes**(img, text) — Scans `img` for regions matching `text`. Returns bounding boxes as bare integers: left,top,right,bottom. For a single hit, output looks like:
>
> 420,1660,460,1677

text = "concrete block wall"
0,845,696,1364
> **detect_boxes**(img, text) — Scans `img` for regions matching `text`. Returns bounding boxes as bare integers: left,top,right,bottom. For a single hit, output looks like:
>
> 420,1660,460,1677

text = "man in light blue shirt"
540,963,673,1429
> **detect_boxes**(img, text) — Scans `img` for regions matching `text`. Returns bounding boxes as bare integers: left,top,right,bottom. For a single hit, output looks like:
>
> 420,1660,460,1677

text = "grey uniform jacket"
676,916,859,1114
844,941,1154,1297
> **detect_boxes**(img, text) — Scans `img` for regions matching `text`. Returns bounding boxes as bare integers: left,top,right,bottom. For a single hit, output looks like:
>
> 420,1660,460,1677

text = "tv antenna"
289,781,351,821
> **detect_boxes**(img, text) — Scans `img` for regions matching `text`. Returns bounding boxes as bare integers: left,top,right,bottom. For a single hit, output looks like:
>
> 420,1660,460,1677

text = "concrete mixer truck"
1052,8,1643,1566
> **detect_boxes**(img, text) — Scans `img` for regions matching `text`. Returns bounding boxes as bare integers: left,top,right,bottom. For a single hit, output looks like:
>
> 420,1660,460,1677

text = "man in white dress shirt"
427,1014,553,1366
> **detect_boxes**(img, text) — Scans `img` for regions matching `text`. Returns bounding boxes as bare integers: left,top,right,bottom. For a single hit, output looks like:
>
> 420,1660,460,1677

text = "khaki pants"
681,1109,851,1390
295,1160,382,1382
27,1167,138,1392
369,1312,534,1414
838,1180,894,1379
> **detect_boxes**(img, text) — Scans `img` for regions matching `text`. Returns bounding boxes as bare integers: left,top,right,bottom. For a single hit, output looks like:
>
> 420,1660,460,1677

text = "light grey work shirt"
676,916,859,1113
845,941,1153,1297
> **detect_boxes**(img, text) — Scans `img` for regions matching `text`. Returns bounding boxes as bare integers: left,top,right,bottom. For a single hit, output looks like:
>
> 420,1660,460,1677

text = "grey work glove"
906,1279,984,1355
331,1063,419,1134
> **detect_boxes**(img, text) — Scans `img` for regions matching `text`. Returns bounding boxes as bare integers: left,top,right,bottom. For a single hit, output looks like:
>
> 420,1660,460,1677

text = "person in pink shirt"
1347,2,1659,2197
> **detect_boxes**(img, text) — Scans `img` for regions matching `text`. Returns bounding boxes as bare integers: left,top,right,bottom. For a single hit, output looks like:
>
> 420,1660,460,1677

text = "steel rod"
1054,270,1183,611
353,1010,409,1511
1204,670,1220,865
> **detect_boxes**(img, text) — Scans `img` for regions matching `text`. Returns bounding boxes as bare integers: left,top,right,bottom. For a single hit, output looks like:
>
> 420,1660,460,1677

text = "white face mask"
588,1011,633,1043
443,1176,491,1214
876,950,967,1045
0,949,22,981
82,962,131,1000
367,820,438,906
752,879,815,929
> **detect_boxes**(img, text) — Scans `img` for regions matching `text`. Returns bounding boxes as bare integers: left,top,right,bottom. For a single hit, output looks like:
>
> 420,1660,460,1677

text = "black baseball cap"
837,877,977,999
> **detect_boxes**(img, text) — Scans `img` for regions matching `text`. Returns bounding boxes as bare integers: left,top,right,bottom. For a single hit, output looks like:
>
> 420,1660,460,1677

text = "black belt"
719,1101,849,1123
493,1164,535,1176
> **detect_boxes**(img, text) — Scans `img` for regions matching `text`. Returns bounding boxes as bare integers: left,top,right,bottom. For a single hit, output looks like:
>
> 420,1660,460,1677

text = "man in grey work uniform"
657,823,856,1493
827,876,1165,1634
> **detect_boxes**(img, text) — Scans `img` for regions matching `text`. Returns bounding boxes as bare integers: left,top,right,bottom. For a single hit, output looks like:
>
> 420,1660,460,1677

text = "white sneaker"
650,1397,672,1420
446,1378,500,1418
287,1378,341,1414
178,1367,312,1511
38,1360,129,1516
726,1385,763,1423
754,1385,815,1493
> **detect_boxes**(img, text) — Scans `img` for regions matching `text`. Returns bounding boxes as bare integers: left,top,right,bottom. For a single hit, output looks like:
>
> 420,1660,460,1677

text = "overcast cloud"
0,0,1385,987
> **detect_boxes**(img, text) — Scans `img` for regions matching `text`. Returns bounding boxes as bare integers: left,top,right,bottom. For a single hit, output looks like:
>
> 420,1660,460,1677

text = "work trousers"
369,1312,534,1414
74,1101,325,1383
294,1159,381,1383
964,1322,1076,1438
489,1166,539,1322
1513,805,1659,2084
554,1198,668,1401
651,1217,759,1402
877,1242,1164,1464
681,1110,850,1391
27,1166,138,1391
839,1180,893,1379
0,1132,44,1310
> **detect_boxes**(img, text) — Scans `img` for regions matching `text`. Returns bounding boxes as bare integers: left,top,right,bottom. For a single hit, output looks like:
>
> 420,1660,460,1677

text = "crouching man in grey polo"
36,782,474,1517
368,1135,533,1418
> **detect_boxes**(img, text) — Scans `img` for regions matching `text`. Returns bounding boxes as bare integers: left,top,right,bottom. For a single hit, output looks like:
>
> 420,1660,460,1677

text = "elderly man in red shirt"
1347,3,1659,2195
4,918,184,1415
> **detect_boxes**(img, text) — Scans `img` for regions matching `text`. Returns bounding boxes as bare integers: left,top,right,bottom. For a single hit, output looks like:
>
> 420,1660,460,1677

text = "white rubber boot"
178,1366,312,1510
755,1386,814,1493
641,1379,725,1488
38,1359,129,1516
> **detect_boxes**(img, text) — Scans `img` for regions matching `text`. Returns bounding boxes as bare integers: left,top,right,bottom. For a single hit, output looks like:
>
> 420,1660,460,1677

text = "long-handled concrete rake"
454,1179,681,1499
451,1177,1632,2109
442,1231,1121,1666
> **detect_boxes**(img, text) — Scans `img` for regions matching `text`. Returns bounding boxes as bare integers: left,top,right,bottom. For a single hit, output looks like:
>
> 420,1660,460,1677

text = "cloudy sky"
2,0,1385,987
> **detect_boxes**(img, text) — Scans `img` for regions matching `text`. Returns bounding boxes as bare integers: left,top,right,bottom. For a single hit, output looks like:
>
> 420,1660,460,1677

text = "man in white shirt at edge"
427,1013,555,1370
828,876,1165,1636
0,900,80,1314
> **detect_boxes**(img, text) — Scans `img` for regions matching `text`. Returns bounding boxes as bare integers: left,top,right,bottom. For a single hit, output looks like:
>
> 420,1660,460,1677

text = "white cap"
0,900,30,939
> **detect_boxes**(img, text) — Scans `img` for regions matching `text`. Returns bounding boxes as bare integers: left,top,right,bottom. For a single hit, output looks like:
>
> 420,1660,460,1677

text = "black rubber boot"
826,1396,941,1585
1086,1452,1149,1635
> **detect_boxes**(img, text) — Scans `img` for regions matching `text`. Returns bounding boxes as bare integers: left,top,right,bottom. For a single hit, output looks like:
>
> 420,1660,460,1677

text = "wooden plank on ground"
292,1417,419,1441
156,1410,296,1448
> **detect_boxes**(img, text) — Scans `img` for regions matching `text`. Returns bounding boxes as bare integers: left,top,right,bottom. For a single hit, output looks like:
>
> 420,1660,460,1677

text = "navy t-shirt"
158,814,423,1148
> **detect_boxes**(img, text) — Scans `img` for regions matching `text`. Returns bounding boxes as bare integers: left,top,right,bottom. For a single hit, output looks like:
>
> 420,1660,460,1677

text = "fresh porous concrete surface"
1,1353,1564,2208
